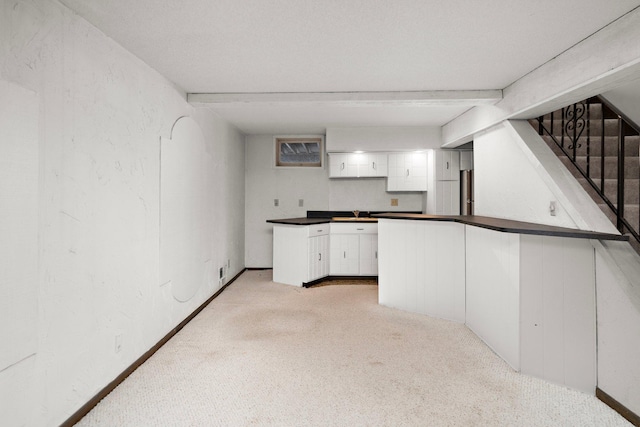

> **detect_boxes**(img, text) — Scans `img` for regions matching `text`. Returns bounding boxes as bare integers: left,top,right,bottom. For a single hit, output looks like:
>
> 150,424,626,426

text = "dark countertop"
267,210,421,225
372,213,628,241
267,217,332,225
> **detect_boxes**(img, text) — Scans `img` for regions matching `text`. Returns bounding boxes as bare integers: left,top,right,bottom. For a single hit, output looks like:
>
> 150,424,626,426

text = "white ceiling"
61,0,640,134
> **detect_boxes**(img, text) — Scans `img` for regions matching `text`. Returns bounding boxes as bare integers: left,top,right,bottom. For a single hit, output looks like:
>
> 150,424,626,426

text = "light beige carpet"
76,270,631,426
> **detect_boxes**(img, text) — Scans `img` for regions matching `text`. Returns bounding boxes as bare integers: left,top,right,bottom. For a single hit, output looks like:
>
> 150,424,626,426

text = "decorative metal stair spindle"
531,96,640,254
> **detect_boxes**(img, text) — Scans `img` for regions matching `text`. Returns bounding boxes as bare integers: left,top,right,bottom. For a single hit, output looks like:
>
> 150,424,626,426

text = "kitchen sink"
331,217,378,222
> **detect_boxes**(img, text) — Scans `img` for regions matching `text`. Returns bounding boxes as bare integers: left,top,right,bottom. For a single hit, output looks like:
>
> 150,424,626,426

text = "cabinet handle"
446,161,449,170
343,251,346,258
375,251,378,259
319,253,321,261
341,162,345,170
406,169,410,176
357,228,364,231
372,161,376,170
317,229,323,232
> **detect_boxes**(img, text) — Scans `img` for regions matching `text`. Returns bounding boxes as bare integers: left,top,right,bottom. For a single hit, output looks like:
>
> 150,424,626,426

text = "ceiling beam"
188,90,502,107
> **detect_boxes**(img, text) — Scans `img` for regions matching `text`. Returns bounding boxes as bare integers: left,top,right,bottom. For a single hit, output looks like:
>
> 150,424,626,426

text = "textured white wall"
0,80,39,425
245,134,424,267
603,81,640,126
0,1,245,426
474,122,578,227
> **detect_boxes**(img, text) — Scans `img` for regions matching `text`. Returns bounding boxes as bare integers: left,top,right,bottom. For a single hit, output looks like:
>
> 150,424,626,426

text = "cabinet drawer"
330,222,378,234
308,225,330,237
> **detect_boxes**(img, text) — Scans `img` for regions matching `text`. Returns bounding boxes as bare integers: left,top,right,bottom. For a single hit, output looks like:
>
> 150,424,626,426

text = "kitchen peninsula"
267,211,419,288
373,212,625,394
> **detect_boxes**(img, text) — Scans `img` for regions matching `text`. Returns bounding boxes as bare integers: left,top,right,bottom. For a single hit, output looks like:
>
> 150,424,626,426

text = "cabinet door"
354,153,373,177
436,150,460,181
308,236,320,281
359,234,378,275
319,234,329,278
346,153,362,176
388,152,427,191
370,153,388,176
435,181,461,215
386,153,403,191
330,234,359,275
405,152,428,191
329,153,348,177
308,234,329,281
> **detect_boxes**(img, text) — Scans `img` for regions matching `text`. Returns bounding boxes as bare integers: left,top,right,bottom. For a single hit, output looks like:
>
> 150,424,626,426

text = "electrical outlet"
299,199,304,207
391,198,399,206
549,201,557,216
274,199,279,207
115,334,122,353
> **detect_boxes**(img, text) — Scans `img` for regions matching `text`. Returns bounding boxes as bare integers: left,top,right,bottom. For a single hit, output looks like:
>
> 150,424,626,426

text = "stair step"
560,155,640,180
584,157,640,180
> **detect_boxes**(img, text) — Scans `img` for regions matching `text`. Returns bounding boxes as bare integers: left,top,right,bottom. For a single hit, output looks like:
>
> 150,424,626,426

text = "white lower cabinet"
330,234,359,275
272,224,330,286
330,223,378,276
359,234,378,275
308,234,329,281
272,222,379,285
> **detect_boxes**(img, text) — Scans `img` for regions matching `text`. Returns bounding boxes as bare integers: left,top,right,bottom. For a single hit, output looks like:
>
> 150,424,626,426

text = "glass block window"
275,137,323,167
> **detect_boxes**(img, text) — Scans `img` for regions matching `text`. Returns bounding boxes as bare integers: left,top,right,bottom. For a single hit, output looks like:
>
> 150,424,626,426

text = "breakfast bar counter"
373,213,625,394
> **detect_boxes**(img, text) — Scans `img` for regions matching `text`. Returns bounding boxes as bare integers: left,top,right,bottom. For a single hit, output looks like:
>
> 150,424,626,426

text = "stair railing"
535,96,640,245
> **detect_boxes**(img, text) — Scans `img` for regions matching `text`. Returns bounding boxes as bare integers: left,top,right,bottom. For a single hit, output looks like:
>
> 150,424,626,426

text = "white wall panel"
378,219,465,322
520,235,596,393
596,248,640,415
465,225,520,370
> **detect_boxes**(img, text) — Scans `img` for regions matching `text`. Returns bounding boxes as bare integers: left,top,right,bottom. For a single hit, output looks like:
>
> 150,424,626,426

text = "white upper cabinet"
435,150,460,181
387,152,428,191
328,153,349,177
328,152,388,178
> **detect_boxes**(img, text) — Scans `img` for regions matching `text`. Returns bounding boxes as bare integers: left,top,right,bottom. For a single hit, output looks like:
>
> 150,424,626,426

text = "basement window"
275,136,323,167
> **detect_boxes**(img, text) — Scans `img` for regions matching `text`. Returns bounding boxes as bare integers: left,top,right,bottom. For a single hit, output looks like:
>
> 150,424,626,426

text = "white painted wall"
603,79,640,126
245,134,424,267
474,120,619,234
475,122,577,227
0,1,245,426
326,126,441,152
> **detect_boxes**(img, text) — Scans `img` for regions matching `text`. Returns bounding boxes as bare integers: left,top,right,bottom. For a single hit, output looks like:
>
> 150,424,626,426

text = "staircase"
530,96,640,254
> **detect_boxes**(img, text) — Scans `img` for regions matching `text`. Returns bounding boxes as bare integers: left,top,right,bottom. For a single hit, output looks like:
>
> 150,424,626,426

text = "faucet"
353,210,360,218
